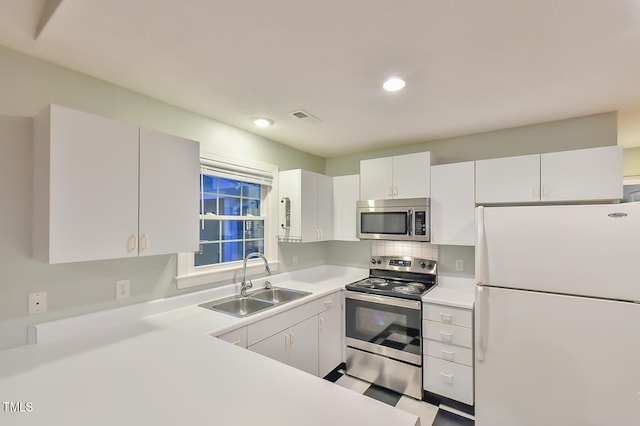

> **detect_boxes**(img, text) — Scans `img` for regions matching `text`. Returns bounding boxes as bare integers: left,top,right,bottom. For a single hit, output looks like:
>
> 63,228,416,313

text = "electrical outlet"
115,279,130,300
28,291,47,315
455,259,464,272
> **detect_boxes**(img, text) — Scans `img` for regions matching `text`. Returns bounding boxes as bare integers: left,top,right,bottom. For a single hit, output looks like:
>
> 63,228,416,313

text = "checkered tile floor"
324,370,474,426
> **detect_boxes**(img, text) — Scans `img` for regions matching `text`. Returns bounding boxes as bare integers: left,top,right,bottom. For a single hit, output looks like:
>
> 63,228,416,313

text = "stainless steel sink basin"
250,287,311,304
199,297,274,318
199,287,311,317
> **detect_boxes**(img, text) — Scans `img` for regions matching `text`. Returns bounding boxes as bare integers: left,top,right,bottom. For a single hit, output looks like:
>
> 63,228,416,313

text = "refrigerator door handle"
475,206,485,286
476,285,488,362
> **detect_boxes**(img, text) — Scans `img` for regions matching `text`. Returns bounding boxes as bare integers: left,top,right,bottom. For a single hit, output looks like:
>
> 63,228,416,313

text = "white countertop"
422,275,476,309
0,265,420,426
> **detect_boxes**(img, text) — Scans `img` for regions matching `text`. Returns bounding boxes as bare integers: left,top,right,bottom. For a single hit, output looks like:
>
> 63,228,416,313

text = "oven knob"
376,259,382,265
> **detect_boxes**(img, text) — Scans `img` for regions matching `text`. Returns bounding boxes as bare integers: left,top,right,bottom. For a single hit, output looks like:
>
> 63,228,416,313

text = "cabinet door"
249,329,289,366
540,146,622,202
218,327,247,348
333,175,359,241
300,170,320,242
475,154,540,204
288,316,319,376
393,152,431,199
317,173,333,241
139,128,200,256
36,105,139,263
319,305,343,377
430,162,475,245
360,157,393,200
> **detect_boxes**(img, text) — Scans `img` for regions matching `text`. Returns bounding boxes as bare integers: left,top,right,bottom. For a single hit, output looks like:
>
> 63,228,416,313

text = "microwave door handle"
407,209,413,236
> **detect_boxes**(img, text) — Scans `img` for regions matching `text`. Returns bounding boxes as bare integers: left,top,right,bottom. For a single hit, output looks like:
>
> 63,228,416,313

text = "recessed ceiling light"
253,117,273,127
383,77,406,92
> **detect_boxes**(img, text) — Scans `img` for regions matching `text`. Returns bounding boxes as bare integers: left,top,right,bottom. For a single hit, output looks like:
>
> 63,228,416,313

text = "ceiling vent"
289,110,321,123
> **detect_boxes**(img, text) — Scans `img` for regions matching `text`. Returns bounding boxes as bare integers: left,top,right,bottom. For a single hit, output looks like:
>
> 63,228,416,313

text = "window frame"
176,150,279,289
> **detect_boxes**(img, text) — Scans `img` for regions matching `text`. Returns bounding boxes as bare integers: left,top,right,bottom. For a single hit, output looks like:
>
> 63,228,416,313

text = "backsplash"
371,241,439,260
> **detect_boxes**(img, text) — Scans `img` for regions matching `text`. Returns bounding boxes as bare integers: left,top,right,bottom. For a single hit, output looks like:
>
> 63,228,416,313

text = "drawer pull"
232,339,241,346
442,349,455,360
439,330,453,342
324,300,333,308
440,371,454,382
440,312,453,322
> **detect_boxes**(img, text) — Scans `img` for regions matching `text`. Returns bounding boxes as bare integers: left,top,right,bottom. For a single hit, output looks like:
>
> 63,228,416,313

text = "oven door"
345,291,422,365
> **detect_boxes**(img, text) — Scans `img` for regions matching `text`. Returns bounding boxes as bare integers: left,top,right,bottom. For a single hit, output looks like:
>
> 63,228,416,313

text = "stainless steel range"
345,256,437,399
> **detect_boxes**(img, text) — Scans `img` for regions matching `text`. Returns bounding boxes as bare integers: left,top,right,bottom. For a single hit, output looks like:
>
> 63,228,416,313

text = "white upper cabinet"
33,104,199,263
540,146,622,202
278,169,333,242
332,174,359,241
138,128,200,256
475,154,540,204
360,152,431,200
430,162,475,246
476,146,622,204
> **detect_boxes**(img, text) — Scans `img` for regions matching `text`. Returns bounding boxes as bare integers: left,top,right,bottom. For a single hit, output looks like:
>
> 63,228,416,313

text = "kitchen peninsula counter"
0,266,421,426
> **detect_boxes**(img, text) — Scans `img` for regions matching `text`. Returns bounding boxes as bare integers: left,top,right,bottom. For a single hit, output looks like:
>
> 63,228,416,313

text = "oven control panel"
370,256,436,274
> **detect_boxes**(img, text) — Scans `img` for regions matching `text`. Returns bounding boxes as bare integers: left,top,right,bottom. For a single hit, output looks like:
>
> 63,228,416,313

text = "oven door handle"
345,291,421,310
407,209,413,236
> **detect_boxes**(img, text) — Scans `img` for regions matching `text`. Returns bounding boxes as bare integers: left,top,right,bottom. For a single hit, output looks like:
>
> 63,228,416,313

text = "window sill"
176,260,281,290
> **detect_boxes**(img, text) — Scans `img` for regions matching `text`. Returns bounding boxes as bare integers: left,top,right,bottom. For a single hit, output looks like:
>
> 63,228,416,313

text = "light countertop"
0,265,421,426
422,275,475,309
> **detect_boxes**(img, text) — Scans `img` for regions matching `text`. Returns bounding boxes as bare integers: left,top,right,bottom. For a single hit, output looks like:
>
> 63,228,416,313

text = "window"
176,152,278,289
196,175,264,266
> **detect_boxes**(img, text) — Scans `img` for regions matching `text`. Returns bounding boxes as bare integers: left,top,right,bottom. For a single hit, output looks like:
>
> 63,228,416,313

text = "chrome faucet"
240,252,271,296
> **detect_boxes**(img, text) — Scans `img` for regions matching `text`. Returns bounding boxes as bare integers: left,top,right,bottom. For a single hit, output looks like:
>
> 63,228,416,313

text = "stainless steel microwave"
356,198,430,241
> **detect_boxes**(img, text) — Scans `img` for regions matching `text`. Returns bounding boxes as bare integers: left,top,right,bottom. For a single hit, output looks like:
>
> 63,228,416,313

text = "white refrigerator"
475,204,640,426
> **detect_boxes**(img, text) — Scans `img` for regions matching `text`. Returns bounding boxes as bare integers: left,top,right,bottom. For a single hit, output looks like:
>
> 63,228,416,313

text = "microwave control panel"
414,211,427,236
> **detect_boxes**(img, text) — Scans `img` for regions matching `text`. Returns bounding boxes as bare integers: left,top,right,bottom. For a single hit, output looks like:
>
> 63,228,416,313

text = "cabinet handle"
440,371,454,382
319,318,324,331
324,299,333,308
533,185,540,198
542,184,549,197
289,331,294,345
388,187,393,197
440,312,453,323
442,349,455,360
140,234,149,251
285,334,290,350
232,339,241,346
393,187,398,196
439,330,453,342
128,234,137,252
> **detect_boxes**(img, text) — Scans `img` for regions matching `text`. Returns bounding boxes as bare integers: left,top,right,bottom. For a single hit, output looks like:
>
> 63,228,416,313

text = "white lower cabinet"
217,290,344,378
318,292,343,377
217,327,247,348
250,316,319,375
423,302,474,405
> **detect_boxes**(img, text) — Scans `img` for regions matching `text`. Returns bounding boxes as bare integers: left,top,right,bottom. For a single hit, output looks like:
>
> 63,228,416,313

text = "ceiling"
1,1,640,158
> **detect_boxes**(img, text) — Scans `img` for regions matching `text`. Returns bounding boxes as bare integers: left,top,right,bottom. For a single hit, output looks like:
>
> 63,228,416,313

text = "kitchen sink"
199,287,311,317
250,287,310,304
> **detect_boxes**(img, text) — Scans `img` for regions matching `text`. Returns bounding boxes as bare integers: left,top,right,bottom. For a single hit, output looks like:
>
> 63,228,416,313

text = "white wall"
0,46,327,350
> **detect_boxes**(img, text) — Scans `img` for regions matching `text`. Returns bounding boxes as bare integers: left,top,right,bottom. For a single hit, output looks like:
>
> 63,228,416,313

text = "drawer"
423,339,473,367
424,355,474,405
318,291,341,313
423,302,472,328
422,320,472,348
217,327,247,348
